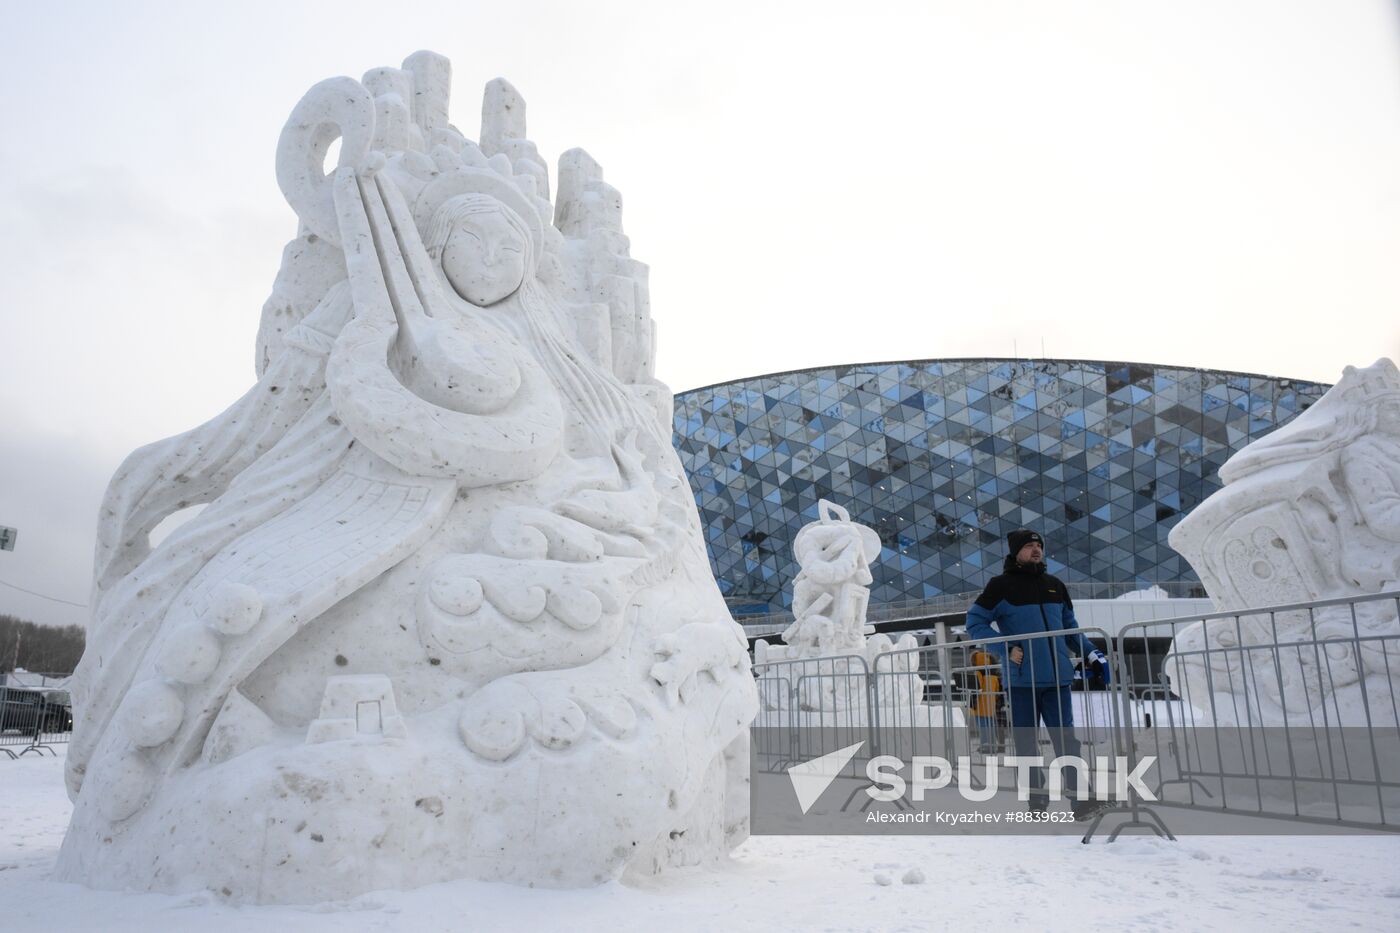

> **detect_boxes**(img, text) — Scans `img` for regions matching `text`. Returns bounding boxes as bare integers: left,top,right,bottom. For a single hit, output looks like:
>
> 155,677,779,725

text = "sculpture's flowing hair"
426,194,658,447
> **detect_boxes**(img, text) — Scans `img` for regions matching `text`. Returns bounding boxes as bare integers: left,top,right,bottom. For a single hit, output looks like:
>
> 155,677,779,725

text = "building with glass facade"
672,359,1329,615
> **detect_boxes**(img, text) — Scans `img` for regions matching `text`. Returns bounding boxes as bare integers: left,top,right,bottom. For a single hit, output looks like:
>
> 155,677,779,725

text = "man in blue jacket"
964,529,1111,820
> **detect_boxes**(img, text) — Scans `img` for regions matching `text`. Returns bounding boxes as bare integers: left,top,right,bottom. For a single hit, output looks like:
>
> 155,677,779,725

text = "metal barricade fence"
30,712,72,756
752,627,1150,837
753,654,875,780
1114,590,1400,833
869,628,1130,805
0,684,72,759
0,685,41,759
751,591,1400,839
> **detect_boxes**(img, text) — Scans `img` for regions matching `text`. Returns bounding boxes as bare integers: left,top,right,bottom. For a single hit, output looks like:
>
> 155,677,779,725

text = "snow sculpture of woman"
56,52,755,902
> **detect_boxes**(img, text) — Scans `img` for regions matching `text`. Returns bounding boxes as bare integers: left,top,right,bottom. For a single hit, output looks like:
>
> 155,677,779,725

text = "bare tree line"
0,614,85,675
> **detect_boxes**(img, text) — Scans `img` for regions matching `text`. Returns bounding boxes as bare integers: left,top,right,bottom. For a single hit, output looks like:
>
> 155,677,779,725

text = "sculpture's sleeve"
254,233,348,377
1342,439,1400,542
92,284,353,598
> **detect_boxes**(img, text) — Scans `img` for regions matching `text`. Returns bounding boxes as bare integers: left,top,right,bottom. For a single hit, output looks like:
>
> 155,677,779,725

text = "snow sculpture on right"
1166,358,1400,724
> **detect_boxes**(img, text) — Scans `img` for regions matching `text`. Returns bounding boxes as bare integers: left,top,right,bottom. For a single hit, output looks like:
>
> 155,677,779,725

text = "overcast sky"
2,0,1398,628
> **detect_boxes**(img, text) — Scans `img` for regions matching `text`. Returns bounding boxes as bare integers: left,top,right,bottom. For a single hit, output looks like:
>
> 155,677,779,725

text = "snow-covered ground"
3,749,1399,932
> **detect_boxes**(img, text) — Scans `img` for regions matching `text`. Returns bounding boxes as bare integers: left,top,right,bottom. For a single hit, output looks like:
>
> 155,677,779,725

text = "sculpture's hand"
555,435,661,539
291,279,355,341
391,309,524,416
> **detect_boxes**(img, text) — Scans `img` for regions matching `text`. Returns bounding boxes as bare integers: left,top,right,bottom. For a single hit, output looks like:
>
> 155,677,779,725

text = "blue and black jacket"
964,559,1096,688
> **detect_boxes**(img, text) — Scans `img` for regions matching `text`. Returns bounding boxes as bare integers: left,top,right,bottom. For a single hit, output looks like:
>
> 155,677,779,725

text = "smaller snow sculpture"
782,499,880,657
755,500,928,719
1166,358,1400,724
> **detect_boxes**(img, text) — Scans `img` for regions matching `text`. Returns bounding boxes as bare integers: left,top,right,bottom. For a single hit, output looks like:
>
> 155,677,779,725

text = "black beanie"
1007,529,1043,555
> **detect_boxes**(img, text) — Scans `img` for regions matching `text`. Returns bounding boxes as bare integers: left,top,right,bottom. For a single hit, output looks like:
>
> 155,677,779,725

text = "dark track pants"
1008,684,1083,799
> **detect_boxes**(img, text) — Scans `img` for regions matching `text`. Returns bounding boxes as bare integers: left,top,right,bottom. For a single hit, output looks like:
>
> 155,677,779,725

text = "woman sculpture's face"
440,207,527,307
